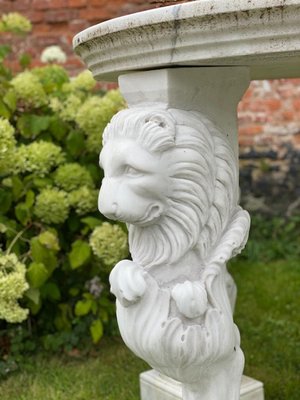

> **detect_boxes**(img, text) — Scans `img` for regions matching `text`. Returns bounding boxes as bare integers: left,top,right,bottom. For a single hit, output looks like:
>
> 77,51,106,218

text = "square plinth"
140,370,264,400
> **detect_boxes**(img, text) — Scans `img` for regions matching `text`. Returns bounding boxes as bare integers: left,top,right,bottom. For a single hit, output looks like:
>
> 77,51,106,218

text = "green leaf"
15,202,31,225
19,52,31,69
68,240,91,269
41,282,61,301
25,287,40,305
0,99,10,118
33,177,53,189
81,217,102,230
14,190,34,225
0,216,17,238
69,287,80,297
11,176,24,200
0,189,13,214
90,319,103,344
99,308,109,323
66,130,85,157
30,237,57,273
26,287,42,315
25,190,35,208
0,45,11,61
0,223,7,233
54,304,72,331
26,262,49,288
67,214,81,233
91,301,97,314
17,114,51,138
86,163,102,184
3,89,17,112
75,299,92,316
49,116,68,141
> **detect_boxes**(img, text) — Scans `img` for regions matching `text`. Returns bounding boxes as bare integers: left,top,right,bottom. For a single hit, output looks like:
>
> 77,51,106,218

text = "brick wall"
1,0,300,214
238,80,300,214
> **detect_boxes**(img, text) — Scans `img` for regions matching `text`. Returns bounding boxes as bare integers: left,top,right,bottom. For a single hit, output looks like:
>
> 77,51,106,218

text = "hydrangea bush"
0,13,128,367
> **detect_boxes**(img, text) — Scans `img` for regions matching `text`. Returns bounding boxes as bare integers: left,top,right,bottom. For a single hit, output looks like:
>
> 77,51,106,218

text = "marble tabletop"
73,0,300,81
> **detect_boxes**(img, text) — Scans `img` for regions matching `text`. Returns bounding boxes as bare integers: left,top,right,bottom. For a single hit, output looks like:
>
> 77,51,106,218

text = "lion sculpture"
99,107,250,400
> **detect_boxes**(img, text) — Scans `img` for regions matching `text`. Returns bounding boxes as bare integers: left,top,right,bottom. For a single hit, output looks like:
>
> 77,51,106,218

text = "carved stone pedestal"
140,370,264,400
99,67,251,400
73,1,300,399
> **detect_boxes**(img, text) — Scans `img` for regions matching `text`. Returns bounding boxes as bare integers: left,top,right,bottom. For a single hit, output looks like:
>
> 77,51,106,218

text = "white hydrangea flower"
41,45,67,64
0,253,29,323
89,223,128,268
0,12,32,34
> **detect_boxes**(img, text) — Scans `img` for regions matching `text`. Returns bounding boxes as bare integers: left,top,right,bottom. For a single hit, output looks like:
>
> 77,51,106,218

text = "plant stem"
6,226,30,255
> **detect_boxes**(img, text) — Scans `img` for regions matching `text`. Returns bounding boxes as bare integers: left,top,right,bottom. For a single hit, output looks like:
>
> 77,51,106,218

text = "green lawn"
0,260,299,400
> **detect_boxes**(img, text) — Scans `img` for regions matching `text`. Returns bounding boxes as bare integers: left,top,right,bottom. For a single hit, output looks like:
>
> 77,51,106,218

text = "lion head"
99,107,248,268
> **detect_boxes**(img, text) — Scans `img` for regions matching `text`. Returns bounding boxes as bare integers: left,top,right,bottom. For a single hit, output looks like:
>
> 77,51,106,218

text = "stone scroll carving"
99,107,250,400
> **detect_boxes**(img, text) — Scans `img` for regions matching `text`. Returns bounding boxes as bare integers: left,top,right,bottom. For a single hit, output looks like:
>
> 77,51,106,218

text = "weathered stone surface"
140,370,264,400
73,0,300,81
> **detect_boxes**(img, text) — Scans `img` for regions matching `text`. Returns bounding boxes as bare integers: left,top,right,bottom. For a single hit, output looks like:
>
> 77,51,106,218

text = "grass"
0,337,148,400
0,259,299,400
229,259,300,400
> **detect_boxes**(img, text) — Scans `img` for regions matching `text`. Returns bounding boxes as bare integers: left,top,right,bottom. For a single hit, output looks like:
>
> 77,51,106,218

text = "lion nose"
112,202,118,213
99,200,119,220
98,180,119,220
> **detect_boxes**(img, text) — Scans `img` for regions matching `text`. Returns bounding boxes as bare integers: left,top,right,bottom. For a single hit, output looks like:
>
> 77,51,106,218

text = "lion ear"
145,113,175,130
143,112,176,151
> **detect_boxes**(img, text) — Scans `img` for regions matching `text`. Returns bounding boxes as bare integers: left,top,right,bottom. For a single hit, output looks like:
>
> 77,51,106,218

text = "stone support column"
73,2,300,398
98,67,253,400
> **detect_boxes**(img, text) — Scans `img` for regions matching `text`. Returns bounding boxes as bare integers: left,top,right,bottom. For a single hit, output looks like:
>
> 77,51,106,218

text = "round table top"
73,0,300,81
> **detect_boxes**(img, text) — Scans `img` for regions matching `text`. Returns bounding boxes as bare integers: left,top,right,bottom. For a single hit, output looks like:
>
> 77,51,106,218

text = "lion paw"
109,260,146,307
171,281,208,319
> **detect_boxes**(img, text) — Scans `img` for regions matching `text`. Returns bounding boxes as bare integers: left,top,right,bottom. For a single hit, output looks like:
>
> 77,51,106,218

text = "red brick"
0,1,13,12
32,24,51,34
79,8,111,22
237,100,250,112
265,98,282,111
238,114,253,124
241,88,254,100
238,136,254,147
24,11,45,24
69,19,90,33
68,0,87,7
254,113,268,124
289,78,300,85
34,33,66,46
45,9,78,23
239,125,263,136
282,111,294,121
89,0,115,6
11,0,31,11
277,87,295,99
247,100,266,112
32,0,68,9
293,99,300,111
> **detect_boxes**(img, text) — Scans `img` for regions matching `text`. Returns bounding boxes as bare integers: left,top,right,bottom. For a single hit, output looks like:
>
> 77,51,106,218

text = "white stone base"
140,370,264,400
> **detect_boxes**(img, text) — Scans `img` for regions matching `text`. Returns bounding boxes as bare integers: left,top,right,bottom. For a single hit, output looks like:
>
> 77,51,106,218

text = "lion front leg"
109,260,147,307
171,280,208,319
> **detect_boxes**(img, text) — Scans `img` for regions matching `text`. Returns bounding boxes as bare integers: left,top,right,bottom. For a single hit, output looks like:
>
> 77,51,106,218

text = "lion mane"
103,107,249,269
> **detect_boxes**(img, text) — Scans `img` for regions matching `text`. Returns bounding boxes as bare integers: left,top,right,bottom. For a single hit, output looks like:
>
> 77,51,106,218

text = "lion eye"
125,166,142,177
